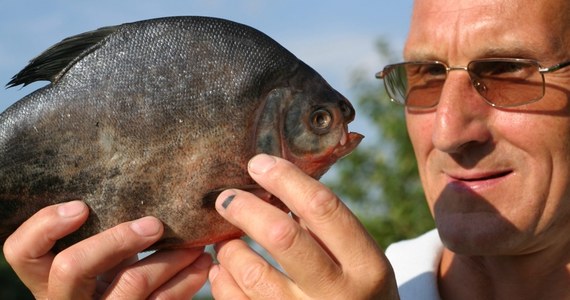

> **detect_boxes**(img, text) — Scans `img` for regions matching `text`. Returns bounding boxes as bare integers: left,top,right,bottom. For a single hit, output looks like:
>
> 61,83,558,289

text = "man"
383,0,570,298
4,0,570,298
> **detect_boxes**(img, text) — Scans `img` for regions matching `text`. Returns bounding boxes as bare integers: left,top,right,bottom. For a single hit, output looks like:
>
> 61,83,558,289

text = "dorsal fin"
6,25,118,88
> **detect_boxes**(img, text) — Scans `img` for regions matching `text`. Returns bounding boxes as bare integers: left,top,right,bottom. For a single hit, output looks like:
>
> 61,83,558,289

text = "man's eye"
405,64,447,83
424,65,446,75
408,64,446,79
475,62,525,76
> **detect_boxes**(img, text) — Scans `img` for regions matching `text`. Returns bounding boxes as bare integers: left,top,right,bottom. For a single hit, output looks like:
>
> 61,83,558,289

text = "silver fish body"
0,16,362,250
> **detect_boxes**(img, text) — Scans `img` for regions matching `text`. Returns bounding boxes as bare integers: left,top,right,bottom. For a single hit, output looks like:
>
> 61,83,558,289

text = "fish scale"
0,16,363,251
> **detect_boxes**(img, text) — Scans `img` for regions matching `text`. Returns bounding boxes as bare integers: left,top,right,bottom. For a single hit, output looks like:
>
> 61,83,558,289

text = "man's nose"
431,71,492,153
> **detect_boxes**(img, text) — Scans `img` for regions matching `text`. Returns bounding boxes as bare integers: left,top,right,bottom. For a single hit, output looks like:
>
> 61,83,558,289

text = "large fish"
0,16,363,251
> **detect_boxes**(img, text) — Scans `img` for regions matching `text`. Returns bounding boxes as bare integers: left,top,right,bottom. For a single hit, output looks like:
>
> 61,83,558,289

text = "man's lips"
448,170,513,182
445,170,513,190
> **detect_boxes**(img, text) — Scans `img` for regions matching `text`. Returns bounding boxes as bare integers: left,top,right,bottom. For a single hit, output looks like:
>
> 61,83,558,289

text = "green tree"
0,250,34,299
327,38,434,249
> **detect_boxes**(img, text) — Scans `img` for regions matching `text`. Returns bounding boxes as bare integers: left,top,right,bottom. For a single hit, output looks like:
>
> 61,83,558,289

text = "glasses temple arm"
540,60,570,73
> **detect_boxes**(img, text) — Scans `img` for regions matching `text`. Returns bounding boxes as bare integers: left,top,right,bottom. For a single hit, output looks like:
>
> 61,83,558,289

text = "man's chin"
436,214,523,256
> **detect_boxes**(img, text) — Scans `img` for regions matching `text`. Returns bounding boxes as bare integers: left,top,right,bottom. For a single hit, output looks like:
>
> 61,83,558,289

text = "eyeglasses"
375,58,570,108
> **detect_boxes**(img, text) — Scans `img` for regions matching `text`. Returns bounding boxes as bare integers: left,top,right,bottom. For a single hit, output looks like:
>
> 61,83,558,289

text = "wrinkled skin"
3,201,213,299
405,0,570,298
209,155,400,299
0,16,362,251
9,0,570,299
4,155,400,299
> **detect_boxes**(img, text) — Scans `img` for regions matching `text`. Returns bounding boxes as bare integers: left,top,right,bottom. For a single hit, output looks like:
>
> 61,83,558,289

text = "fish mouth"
333,127,364,159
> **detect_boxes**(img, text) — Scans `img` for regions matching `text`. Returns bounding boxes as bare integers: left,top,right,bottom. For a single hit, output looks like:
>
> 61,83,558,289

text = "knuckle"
368,261,398,292
211,281,249,300
264,157,294,181
114,268,152,296
267,218,301,253
209,278,224,298
150,292,176,300
103,225,131,253
3,207,54,264
303,187,341,221
216,239,245,263
240,261,270,290
2,236,18,266
51,252,80,282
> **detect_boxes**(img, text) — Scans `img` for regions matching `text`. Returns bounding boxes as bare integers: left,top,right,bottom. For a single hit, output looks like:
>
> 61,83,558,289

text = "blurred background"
0,1,434,299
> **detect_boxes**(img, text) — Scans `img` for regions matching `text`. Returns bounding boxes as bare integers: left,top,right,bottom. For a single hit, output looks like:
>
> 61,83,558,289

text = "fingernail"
130,217,161,236
222,195,235,209
208,264,220,282
248,154,276,175
57,200,86,218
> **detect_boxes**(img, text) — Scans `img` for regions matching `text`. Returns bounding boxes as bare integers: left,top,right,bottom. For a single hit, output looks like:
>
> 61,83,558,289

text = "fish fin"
6,25,119,88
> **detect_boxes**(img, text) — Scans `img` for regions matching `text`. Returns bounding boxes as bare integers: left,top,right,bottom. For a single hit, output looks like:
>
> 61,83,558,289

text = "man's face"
404,0,570,255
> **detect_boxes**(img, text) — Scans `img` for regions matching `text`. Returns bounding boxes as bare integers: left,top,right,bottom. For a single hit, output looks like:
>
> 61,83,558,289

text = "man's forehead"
405,0,569,62
409,0,569,35
411,0,513,16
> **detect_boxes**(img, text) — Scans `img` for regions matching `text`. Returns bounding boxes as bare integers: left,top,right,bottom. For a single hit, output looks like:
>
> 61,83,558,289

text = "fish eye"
310,109,332,133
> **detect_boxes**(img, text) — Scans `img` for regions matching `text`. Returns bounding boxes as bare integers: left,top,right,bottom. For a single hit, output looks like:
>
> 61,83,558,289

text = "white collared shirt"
385,229,443,300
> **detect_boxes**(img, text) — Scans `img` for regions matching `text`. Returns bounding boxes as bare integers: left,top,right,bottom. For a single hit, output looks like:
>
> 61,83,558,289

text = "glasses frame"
376,58,570,108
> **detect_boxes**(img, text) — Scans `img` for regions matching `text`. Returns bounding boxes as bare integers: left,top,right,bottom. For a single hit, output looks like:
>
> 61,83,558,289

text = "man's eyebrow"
404,46,542,62
479,46,542,60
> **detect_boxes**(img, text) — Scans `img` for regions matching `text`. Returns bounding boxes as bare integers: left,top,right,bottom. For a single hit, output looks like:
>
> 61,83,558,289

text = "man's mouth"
446,170,513,190
452,170,513,182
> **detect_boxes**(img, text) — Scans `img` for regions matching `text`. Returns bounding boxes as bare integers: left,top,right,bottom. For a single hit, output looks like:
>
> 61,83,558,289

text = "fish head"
278,72,364,179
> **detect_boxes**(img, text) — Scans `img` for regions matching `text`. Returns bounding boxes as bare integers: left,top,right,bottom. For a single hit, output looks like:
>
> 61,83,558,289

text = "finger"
94,255,140,298
148,252,212,299
216,189,341,295
209,264,249,300
3,200,88,298
48,216,163,300
248,154,386,287
212,239,298,299
98,255,140,286
103,248,209,299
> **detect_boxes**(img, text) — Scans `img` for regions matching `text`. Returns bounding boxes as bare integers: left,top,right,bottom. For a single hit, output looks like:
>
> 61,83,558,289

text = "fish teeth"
339,126,348,146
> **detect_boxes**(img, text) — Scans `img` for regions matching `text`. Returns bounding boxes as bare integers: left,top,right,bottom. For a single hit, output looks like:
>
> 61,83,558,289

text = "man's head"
402,0,570,255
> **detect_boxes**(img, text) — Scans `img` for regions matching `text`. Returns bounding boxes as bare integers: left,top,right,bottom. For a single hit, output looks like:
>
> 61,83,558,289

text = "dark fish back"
0,17,310,249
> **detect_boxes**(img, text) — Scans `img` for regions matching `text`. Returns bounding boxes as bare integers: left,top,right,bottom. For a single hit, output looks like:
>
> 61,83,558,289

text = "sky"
0,1,415,295
0,0,414,140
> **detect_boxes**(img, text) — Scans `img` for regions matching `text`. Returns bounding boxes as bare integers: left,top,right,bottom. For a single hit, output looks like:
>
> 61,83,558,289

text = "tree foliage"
0,250,34,299
327,38,434,249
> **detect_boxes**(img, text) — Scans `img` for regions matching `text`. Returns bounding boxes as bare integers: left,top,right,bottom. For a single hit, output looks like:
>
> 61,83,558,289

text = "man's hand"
3,201,211,299
209,154,399,299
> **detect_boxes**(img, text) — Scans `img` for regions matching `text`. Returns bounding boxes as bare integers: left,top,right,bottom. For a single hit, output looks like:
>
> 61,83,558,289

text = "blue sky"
0,0,414,139
1,2,415,295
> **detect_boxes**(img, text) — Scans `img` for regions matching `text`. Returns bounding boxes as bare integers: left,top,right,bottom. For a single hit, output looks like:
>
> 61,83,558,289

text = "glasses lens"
383,62,447,108
468,59,544,107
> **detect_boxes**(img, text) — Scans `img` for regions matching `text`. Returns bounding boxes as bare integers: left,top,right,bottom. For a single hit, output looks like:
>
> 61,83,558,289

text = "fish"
0,16,363,251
